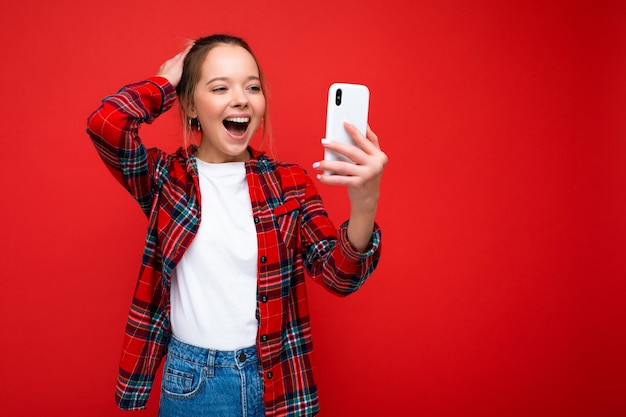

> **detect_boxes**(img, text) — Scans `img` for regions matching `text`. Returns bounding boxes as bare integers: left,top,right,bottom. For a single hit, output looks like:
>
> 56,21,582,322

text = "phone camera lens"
335,89,342,106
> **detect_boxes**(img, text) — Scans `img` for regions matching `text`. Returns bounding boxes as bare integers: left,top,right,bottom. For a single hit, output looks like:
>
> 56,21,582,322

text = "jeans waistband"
167,335,258,370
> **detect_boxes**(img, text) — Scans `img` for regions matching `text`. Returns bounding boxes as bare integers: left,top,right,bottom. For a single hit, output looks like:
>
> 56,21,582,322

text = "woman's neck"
194,145,250,163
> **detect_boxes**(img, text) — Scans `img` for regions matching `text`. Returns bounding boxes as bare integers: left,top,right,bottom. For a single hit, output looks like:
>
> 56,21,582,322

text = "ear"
181,99,197,118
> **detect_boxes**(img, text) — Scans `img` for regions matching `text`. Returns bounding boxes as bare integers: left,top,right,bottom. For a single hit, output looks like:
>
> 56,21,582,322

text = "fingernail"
321,138,331,144
316,174,322,180
344,119,352,126
312,161,320,169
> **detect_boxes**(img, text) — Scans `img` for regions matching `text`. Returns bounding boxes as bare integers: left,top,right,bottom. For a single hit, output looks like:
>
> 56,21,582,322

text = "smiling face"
189,44,266,163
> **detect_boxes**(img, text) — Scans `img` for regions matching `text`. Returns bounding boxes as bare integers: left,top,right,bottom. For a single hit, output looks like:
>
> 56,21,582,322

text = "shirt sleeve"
300,171,382,296
86,76,177,215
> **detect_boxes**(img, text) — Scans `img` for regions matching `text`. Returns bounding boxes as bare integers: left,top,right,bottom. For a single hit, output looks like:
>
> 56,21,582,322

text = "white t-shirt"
170,158,258,350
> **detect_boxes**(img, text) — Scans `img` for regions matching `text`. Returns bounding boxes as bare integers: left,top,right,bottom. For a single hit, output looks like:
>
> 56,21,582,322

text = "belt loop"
206,348,216,377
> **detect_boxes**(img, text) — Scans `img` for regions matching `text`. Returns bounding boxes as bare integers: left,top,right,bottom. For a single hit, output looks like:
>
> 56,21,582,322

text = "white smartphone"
324,83,370,173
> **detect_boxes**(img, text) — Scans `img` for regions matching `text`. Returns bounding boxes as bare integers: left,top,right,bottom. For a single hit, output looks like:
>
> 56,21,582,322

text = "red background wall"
1,1,625,416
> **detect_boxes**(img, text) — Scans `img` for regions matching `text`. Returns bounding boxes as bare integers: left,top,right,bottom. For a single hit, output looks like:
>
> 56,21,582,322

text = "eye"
248,85,262,93
211,86,228,93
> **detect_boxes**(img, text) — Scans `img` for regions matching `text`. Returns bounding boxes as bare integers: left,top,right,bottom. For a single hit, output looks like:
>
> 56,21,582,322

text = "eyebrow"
206,75,261,85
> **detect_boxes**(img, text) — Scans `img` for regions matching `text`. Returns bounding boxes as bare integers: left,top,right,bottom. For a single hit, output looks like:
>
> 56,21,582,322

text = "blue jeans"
158,336,265,417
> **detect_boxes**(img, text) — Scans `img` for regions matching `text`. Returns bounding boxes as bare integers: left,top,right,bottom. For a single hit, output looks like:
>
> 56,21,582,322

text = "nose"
230,87,248,107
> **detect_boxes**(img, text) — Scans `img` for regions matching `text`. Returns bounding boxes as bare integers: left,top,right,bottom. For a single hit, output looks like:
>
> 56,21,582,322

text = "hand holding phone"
323,83,370,173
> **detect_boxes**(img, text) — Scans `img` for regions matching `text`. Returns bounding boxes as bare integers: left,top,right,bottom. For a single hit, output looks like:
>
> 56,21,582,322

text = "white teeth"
225,117,250,123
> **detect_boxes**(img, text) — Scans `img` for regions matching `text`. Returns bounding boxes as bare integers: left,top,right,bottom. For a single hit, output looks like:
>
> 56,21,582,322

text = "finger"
313,158,363,177
343,122,378,154
316,171,363,187
167,45,192,68
366,125,381,149
321,138,368,165
179,44,193,59
343,124,387,170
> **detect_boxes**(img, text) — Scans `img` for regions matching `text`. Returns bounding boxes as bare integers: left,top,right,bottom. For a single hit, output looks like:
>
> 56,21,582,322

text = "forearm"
301,175,381,295
86,77,175,151
347,205,377,252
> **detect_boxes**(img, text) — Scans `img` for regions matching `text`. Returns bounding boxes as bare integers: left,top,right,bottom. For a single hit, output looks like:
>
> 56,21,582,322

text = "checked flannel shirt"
86,76,381,416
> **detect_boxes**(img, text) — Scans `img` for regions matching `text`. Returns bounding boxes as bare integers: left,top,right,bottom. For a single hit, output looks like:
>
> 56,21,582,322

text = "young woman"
87,34,387,417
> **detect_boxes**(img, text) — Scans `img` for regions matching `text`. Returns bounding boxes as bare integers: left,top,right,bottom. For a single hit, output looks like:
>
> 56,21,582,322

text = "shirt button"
267,372,273,379
254,217,260,224
261,334,268,342
260,256,267,263
261,295,268,303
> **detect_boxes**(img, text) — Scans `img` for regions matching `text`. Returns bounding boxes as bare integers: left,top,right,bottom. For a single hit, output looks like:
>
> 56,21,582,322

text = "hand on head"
157,44,192,87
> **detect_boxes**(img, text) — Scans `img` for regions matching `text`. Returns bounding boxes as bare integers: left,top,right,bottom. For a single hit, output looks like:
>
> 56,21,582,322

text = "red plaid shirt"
86,77,381,416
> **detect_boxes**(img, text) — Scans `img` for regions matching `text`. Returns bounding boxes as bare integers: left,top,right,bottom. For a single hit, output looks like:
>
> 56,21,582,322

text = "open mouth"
223,116,250,136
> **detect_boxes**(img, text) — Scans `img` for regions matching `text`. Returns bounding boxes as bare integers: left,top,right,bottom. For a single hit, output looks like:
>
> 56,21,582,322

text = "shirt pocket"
273,198,301,250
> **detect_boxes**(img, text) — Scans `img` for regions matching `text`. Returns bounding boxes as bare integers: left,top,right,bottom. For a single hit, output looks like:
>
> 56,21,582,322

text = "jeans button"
238,352,247,363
